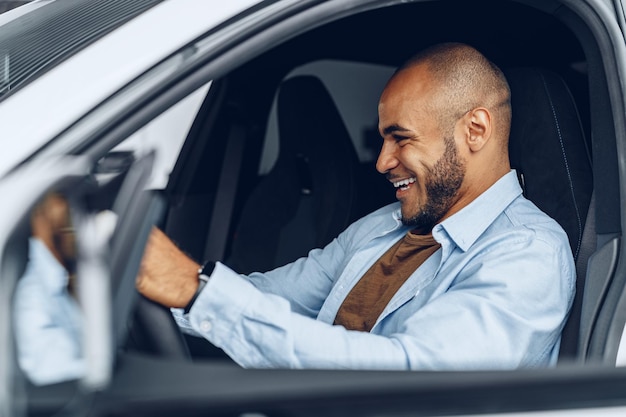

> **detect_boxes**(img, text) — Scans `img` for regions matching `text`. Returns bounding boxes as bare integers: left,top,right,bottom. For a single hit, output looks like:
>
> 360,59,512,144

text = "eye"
393,135,410,144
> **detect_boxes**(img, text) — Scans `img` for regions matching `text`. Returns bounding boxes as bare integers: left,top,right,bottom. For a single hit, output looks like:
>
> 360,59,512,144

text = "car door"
583,0,626,366
6,0,626,416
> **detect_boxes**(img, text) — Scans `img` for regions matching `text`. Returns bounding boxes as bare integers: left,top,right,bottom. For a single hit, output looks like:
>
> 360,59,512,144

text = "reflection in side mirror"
12,193,83,386
12,193,117,387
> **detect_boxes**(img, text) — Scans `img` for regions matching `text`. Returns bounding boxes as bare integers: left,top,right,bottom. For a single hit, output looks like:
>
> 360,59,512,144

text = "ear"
464,107,492,152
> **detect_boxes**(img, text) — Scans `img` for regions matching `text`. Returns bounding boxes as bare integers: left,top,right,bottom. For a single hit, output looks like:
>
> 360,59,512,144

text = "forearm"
187,263,410,369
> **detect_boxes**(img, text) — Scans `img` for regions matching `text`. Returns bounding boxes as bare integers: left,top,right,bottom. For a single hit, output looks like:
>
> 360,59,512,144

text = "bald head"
377,43,513,222
395,43,511,145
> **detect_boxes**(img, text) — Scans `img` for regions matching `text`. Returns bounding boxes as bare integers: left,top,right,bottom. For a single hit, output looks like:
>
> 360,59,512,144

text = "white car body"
0,0,260,179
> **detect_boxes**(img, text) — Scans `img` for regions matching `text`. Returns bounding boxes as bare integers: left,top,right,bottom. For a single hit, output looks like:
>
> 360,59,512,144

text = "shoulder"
499,196,572,251
473,195,576,283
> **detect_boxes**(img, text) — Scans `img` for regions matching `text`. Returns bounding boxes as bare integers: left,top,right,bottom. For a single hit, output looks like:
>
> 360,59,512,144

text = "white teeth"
393,177,416,189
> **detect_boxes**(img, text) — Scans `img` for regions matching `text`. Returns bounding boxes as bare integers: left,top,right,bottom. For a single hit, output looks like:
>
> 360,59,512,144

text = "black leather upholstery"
505,67,593,361
226,76,360,274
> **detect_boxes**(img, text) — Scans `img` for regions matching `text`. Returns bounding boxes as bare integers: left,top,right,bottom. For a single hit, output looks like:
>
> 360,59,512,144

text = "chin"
399,201,421,221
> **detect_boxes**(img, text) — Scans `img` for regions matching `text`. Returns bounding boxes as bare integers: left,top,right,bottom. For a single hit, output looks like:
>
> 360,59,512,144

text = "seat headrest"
226,75,360,273
505,67,593,260
277,75,357,162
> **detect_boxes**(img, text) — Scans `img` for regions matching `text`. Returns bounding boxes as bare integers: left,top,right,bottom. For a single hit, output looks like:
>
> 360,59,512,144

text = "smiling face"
376,64,468,232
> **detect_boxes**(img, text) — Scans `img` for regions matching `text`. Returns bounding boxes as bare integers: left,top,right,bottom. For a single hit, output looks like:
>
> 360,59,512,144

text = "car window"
161,0,608,370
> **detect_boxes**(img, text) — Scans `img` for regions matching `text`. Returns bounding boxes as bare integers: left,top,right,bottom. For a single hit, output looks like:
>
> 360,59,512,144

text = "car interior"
147,0,612,366
8,0,626,415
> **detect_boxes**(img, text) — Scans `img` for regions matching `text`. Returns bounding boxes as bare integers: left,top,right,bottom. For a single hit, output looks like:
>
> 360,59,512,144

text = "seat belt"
202,120,246,262
576,190,597,281
561,190,596,362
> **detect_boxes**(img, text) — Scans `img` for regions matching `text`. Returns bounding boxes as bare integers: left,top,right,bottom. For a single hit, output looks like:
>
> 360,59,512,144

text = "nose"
376,139,399,174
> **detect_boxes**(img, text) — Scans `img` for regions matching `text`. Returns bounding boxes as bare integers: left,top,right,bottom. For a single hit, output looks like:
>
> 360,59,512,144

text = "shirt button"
200,320,212,332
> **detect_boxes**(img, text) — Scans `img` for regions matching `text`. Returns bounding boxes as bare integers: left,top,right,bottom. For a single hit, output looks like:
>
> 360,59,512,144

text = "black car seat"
505,67,594,362
225,75,361,274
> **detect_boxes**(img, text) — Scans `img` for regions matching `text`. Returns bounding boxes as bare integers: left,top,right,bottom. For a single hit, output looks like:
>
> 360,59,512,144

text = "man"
137,43,575,370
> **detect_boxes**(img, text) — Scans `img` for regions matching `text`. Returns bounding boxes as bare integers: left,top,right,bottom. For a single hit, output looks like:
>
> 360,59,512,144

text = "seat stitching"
540,73,582,260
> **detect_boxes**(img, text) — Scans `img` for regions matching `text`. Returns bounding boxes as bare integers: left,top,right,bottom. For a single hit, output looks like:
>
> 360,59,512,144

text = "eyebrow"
382,124,412,136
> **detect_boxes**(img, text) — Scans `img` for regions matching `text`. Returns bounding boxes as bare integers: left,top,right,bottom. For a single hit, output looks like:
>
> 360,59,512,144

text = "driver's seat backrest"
226,75,360,274
505,67,594,362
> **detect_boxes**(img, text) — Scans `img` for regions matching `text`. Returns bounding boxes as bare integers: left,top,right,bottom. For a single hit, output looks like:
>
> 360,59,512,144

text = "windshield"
0,0,163,102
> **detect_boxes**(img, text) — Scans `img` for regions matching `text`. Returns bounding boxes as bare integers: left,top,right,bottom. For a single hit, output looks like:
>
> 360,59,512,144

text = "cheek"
398,147,432,175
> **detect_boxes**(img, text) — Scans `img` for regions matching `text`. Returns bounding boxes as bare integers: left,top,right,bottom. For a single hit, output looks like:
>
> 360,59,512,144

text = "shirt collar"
434,170,523,252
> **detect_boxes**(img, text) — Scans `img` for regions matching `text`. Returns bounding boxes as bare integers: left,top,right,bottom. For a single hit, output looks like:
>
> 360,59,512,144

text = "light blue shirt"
178,170,576,370
13,238,84,385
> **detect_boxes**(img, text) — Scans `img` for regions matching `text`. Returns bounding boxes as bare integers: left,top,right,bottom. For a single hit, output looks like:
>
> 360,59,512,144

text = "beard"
401,136,466,232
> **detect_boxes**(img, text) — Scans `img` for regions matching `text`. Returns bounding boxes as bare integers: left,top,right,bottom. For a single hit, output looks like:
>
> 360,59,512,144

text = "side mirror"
12,193,115,389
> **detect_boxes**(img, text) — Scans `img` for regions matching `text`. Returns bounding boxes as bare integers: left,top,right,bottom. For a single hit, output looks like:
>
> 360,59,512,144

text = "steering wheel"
106,152,191,360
